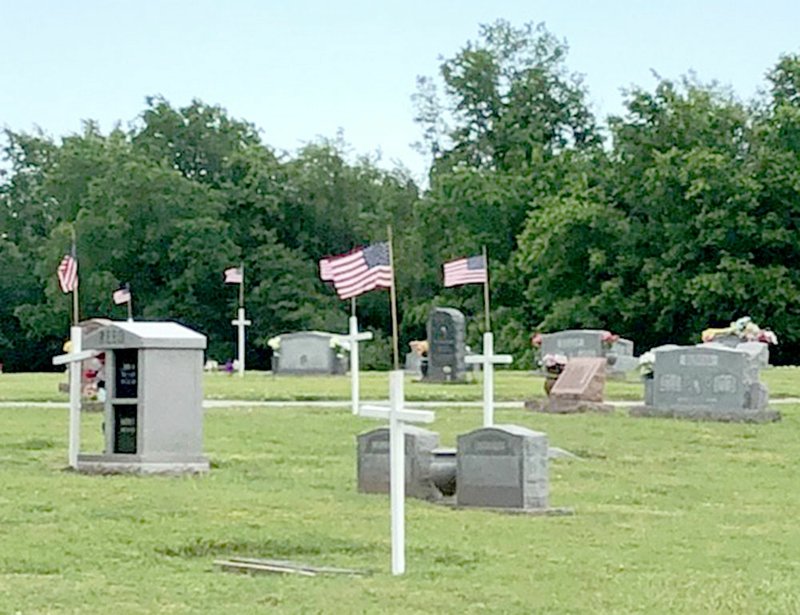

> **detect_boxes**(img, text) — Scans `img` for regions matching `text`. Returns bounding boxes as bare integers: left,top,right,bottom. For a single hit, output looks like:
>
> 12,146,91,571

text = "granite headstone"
272,331,347,375
425,308,466,383
632,344,779,422
545,357,613,413
456,425,549,510
357,426,444,501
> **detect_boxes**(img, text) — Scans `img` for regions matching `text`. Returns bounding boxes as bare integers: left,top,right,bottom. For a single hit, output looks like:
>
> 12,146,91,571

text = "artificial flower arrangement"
638,351,656,378
701,316,778,345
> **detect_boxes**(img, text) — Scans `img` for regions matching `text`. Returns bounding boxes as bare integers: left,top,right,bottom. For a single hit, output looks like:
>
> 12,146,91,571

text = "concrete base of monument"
76,453,210,475
629,405,782,423
441,500,575,516
524,399,615,414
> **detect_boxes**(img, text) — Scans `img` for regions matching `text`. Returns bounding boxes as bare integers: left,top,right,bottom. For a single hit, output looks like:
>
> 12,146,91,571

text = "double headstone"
540,329,637,374
632,344,779,422
424,308,466,383
271,331,348,375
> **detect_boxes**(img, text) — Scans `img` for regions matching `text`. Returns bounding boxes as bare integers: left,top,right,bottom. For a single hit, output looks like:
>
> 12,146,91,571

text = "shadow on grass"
156,536,378,559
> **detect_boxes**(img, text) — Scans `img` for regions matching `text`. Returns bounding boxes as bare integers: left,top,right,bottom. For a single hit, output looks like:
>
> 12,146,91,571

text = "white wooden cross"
51,326,99,468
343,315,373,415
465,332,513,427
360,370,434,575
231,307,251,377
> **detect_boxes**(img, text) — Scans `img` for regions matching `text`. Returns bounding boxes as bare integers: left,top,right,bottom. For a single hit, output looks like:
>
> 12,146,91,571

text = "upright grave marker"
271,331,348,374
357,426,442,500
632,344,779,422
224,266,248,377
456,425,550,510
425,308,467,382
52,326,100,468
344,316,373,415
465,332,513,426
231,308,251,377
76,321,210,473
360,371,435,575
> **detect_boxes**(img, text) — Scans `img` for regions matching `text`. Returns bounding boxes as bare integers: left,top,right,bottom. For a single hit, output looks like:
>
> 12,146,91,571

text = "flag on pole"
323,242,392,300
113,284,131,305
318,257,333,281
57,254,78,293
224,267,243,284
443,255,487,287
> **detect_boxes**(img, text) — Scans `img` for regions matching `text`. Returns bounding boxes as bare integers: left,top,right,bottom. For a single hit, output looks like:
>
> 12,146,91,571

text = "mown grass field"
2,367,799,403
2,372,800,613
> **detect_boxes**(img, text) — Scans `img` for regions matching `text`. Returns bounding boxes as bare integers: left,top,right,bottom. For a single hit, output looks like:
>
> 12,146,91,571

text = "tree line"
3,21,800,371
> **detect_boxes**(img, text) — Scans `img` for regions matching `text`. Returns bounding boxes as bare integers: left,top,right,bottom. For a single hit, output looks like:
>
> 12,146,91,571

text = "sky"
2,0,800,184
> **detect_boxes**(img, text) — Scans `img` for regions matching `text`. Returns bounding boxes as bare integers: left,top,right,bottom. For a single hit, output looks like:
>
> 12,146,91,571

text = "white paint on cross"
231,307,251,378
465,332,513,427
51,326,100,468
343,316,373,415
359,370,434,575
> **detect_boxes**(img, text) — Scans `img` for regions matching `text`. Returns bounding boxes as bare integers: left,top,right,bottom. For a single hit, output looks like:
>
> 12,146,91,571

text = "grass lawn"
2,370,800,612
2,367,798,403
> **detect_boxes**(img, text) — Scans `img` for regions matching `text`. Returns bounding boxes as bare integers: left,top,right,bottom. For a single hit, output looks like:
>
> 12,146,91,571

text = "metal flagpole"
482,245,491,333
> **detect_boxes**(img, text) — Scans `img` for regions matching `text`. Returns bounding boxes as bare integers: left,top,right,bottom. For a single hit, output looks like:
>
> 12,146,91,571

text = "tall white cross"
343,316,373,415
465,332,513,427
360,370,434,575
51,326,99,468
231,307,251,378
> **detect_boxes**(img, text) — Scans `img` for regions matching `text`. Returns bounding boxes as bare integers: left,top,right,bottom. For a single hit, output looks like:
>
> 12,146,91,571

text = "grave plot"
526,356,613,414
631,344,780,423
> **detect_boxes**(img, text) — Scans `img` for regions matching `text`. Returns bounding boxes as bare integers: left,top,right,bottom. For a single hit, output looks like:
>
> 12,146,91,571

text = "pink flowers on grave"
601,330,619,348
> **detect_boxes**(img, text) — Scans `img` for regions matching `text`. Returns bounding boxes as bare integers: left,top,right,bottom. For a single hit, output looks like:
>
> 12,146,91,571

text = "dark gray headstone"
357,427,442,501
425,308,466,382
631,344,779,422
540,330,606,359
456,425,548,510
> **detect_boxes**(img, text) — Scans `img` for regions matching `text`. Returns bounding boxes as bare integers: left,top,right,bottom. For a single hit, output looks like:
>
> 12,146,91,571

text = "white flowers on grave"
638,351,656,378
267,336,281,351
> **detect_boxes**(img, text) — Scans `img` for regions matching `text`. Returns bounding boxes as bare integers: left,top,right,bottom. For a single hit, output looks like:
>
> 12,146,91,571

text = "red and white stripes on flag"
318,257,333,281
113,286,131,305
224,267,243,284
320,243,393,300
57,254,78,293
443,255,487,287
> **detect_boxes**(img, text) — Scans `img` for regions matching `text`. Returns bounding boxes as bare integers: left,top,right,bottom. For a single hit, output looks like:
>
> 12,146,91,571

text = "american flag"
318,257,333,281
323,243,393,300
443,255,487,287
57,254,78,293
113,285,131,305
224,267,243,284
